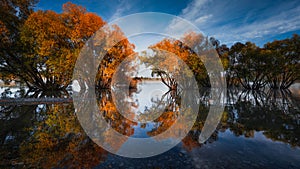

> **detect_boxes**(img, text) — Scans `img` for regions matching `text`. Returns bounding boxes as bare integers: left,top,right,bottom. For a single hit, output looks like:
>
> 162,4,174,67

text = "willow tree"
19,2,135,91
227,35,299,90
95,29,136,89
228,42,269,90
264,34,300,89
19,2,105,92
0,0,38,83
141,32,215,89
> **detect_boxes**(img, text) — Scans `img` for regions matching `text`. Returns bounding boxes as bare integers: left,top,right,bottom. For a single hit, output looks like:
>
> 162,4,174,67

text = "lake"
0,81,299,168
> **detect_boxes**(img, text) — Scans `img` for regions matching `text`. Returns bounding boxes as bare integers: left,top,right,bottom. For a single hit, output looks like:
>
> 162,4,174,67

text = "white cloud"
109,0,132,21
195,14,213,24
176,0,300,45
181,0,211,20
213,5,300,45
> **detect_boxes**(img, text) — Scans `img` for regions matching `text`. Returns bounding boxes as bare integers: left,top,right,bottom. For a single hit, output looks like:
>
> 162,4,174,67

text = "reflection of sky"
128,81,169,138
0,87,28,98
131,81,169,116
131,122,156,138
187,130,300,168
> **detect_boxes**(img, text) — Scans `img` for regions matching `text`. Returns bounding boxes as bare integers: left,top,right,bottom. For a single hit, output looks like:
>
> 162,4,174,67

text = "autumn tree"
19,2,105,92
141,32,219,89
95,33,136,89
0,0,38,83
140,49,182,90
2,1,135,93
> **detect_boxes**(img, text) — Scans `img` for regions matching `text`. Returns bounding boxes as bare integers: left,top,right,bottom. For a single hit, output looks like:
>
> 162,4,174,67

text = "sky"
35,0,300,47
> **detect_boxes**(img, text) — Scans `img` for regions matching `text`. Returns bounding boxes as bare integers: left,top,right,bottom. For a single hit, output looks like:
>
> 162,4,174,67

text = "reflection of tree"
71,88,138,154
0,104,37,166
97,90,137,136
153,87,300,151
137,89,180,122
137,89,180,136
145,89,198,142
225,88,300,146
266,89,299,112
0,100,110,168
19,104,108,168
0,88,41,155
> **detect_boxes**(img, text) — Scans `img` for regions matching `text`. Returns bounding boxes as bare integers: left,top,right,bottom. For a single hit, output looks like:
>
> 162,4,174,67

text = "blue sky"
36,0,300,47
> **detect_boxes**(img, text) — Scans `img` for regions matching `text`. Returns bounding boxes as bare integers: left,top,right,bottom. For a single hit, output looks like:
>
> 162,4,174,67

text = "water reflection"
0,82,299,167
20,104,108,168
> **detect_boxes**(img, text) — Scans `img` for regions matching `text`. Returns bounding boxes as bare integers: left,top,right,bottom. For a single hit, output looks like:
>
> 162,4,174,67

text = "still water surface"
0,81,299,168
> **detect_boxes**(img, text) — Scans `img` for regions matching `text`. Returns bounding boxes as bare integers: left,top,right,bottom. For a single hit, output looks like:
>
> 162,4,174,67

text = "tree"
226,35,299,90
228,42,268,90
2,2,135,92
19,2,105,92
140,48,181,90
141,32,216,89
96,34,136,89
0,0,38,83
264,34,300,89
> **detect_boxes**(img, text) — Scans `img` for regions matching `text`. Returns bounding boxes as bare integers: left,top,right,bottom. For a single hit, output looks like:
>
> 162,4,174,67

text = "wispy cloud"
176,0,300,46
211,5,300,45
180,0,211,21
195,14,213,24
109,0,132,21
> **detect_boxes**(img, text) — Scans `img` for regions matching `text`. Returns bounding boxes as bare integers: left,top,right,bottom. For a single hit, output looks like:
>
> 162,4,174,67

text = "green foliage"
226,35,300,89
263,34,300,89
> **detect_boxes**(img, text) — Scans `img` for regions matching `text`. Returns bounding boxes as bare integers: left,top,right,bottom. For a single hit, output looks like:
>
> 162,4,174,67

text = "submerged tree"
140,32,219,89
96,34,136,89
264,34,300,89
0,0,38,83
19,2,105,91
227,35,299,90
1,2,135,92
228,42,269,90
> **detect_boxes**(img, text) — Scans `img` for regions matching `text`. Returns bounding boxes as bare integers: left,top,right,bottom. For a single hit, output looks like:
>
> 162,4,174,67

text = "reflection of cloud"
176,0,300,45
